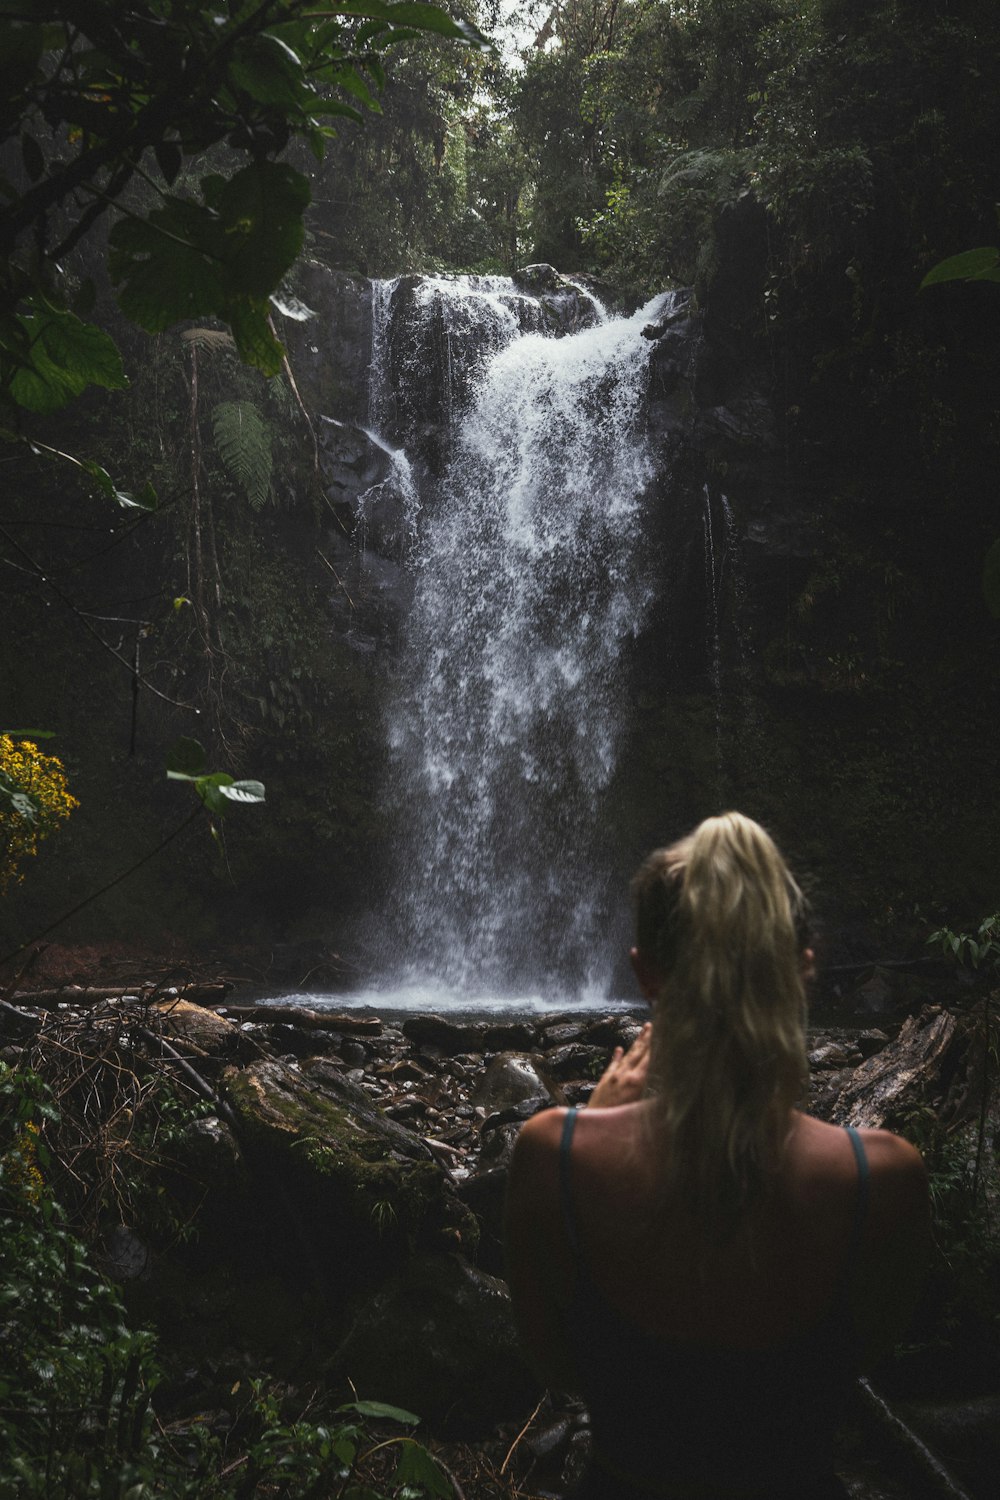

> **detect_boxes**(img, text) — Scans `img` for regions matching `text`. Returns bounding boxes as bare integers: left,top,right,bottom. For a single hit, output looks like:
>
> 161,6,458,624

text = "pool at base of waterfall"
243,982,648,1021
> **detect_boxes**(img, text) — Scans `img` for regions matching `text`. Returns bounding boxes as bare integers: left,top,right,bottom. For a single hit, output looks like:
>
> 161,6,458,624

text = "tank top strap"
559,1105,584,1273
842,1124,870,1280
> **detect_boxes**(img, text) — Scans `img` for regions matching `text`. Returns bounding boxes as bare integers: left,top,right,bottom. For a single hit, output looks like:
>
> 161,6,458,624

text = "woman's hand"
587,1021,652,1108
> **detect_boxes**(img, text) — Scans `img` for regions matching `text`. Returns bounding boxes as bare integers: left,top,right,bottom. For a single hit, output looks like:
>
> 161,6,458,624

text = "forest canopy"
1,0,999,953
0,0,487,421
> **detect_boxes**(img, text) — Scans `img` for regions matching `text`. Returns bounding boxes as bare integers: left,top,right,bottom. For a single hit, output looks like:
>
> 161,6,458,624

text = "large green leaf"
339,1400,420,1425
226,299,286,376
335,2,489,47
109,200,228,330
390,1438,452,1497
36,311,127,388
215,161,311,298
7,306,127,413
921,247,1000,288
230,33,307,110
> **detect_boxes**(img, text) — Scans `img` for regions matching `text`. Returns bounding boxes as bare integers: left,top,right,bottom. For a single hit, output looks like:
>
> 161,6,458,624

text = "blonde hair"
633,812,810,1239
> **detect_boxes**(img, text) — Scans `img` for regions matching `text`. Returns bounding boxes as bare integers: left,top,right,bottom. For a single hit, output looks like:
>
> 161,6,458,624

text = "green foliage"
166,738,266,816
109,161,310,376
212,401,274,511
1,0,487,417
0,734,79,892
6,304,127,414
921,247,1000,289
899,1100,1000,1339
0,1065,161,1499
928,914,1000,973
0,1064,455,1498
309,31,500,274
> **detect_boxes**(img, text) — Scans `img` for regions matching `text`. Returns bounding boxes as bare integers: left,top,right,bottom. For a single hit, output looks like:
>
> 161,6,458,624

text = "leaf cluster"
0,0,487,415
928,914,1000,974
166,736,266,815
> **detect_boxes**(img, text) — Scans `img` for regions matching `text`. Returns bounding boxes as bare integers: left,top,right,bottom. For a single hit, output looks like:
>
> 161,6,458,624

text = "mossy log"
221,1057,479,1268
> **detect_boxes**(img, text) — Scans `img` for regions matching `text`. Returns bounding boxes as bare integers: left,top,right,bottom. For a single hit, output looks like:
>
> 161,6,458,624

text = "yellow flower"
1,1120,44,1205
0,735,79,891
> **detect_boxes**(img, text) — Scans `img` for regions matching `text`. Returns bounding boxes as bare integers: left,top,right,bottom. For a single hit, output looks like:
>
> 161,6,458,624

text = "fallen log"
222,1004,382,1035
821,1006,971,1130
8,982,231,1009
855,1378,975,1500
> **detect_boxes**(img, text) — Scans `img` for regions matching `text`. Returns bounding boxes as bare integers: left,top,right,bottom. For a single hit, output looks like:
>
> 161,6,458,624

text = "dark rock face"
276,265,803,870
274,263,373,424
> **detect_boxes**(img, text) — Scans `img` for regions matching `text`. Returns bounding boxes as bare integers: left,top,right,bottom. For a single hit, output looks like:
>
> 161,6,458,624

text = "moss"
221,1061,478,1263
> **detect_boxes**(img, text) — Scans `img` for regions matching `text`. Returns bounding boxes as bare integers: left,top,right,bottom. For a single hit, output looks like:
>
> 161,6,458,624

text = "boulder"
472,1052,564,1113
402,1013,535,1054
808,1041,852,1071
175,1114,247,1194
543,1042,600,1082
457,1166,509,1275
539,1022,589,1049
0,1000,42,1043
586,1014,647,1049
328,1252,539,1433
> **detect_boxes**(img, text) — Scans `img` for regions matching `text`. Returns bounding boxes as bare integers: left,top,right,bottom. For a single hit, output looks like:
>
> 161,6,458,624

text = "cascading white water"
373,278,669,1002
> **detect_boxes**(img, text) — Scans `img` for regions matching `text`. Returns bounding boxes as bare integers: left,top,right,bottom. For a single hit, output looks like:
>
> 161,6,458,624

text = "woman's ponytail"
635,813,809,1239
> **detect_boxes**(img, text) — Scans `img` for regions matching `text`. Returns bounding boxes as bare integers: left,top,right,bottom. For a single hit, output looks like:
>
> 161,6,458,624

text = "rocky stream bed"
1,954,998,1499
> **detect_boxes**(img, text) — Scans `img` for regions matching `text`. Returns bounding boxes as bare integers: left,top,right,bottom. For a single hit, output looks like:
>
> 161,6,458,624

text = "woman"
505,813,928,1499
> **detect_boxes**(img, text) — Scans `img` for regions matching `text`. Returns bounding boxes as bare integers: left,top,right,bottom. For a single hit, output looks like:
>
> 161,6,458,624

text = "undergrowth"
0,1062,454,1498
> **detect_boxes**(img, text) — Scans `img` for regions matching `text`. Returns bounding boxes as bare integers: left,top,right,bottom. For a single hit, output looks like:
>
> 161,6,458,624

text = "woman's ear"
630,945,660,1000
801,947,816,985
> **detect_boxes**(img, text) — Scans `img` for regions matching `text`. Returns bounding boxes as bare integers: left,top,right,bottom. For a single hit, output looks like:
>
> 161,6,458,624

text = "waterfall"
368,277,399,435
370,278,669,1001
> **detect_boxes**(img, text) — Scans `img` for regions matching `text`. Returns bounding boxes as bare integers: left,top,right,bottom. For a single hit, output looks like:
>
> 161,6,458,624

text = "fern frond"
211,400,273,510
658,147,745,195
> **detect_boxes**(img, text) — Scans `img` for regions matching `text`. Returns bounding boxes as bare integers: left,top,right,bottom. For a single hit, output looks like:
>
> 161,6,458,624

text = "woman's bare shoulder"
508,1105,568,1180
855,1125,926,1169
798,1113,925,1170
794,1114,927,1209
514,1104,568,1146
855,1125,929,1221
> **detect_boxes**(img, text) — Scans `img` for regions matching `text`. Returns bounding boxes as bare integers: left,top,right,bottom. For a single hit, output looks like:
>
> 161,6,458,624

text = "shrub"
0,734,78,891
